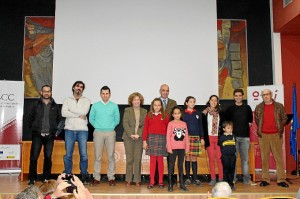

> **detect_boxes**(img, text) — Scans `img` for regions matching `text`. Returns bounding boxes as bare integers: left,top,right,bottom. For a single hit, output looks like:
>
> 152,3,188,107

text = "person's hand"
133,134,139,139
79,115,87,120
52,181,72,198
143,141,148,150
57,173,66,184
73,184,86,199
130,135,136,140
200,139,205,146
71,176,93,199
168,150,173,154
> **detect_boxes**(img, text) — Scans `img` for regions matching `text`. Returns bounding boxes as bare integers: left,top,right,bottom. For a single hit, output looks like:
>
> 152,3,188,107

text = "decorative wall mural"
218,19,248,99
23,16,54,97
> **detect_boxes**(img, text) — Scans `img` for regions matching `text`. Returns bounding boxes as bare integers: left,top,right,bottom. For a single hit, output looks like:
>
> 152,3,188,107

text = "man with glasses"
28,85,61,185
254,89,288,188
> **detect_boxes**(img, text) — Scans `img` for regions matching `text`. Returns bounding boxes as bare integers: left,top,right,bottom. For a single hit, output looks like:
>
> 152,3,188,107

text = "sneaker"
208,179,216,186
243,180,252,185
193,179,201,186
184,179,191,186
28,179,35,185
81,174,91,185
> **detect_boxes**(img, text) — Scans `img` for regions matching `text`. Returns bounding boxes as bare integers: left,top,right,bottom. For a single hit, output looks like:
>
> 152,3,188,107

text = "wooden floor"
0,173,299,199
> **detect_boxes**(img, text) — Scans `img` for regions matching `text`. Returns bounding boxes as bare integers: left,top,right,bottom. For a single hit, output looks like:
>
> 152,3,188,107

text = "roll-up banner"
0,81,24,172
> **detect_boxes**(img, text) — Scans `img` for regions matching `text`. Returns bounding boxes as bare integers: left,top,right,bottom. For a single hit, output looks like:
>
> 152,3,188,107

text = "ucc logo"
0,93,15,101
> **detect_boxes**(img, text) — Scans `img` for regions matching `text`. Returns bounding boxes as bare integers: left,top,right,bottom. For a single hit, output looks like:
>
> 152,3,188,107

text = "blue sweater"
89,101,120,131
183,110,204,137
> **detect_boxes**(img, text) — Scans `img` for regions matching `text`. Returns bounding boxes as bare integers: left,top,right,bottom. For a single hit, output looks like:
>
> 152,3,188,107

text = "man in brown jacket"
254,89,288,188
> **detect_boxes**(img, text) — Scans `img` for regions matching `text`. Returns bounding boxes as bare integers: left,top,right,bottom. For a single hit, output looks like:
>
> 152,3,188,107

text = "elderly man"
254,89,288,188
159,84,177,116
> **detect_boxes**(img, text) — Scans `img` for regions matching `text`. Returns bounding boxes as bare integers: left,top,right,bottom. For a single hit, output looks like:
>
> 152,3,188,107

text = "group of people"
27,81,290,196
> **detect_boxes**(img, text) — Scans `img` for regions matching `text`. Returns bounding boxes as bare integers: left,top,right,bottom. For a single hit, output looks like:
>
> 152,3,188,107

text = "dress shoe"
277,182,289,188
136,182,141,187
158,184,165,189
91,179,100,185
147,184,154,189
259,181,270,186
126,181,131,187
109,180,116,186
28,179,35,185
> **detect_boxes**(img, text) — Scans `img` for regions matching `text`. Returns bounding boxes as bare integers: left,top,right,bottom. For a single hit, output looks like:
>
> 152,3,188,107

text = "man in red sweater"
254,89,288,188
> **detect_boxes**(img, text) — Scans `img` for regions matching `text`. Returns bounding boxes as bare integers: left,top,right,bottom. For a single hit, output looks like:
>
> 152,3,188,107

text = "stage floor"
0,172,299,199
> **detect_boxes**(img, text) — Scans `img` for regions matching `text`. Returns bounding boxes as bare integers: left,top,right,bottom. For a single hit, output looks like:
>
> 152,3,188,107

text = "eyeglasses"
262,93,271,96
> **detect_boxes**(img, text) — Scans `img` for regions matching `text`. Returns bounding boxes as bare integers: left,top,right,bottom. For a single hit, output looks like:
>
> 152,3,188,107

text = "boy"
218,121,236,190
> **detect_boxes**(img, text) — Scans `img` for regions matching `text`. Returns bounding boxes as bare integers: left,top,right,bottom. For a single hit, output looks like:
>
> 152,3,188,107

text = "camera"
62,174,77,193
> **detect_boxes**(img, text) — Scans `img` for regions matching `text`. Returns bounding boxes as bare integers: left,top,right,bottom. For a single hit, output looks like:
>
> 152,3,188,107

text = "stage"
0,173,299,199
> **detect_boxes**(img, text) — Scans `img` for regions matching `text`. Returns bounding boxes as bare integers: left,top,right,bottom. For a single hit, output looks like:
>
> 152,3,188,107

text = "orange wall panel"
273,0,300,32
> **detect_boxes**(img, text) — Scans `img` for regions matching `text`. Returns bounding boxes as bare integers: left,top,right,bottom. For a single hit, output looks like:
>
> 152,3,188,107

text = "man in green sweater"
89,86,120,186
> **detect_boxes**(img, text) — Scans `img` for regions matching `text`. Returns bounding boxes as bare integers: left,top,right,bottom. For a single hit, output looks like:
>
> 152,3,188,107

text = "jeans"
234,137,251,182
63,130,89,175
29,133,55,180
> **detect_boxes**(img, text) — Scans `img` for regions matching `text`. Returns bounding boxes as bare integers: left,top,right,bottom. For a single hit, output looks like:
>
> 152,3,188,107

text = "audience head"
39,179,59,197
128,92,144,107
212,182,232,198
15,186,43,199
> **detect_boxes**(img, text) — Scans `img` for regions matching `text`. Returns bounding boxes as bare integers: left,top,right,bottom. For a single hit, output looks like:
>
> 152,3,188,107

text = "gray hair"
212,182,232,197
15,186,41,199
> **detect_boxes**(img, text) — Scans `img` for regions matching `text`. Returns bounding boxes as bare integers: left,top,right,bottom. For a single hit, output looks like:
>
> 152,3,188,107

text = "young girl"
202,95,224,186
142,98,170,189
166,106,190,192
183,96,205,186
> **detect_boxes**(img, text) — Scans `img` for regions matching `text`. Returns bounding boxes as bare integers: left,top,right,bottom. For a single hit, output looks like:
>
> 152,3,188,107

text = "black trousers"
221,154,236,186
29,133,55,180
168,149,185,175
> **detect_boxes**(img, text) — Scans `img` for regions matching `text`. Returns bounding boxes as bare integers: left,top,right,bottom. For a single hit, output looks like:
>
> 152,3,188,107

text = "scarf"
204,107,219,135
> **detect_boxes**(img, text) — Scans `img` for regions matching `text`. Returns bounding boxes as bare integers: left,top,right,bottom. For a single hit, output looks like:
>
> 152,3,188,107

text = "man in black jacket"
28,85,61,185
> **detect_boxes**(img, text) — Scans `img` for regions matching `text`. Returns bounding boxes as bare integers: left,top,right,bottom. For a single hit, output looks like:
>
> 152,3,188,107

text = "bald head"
159,84,170,99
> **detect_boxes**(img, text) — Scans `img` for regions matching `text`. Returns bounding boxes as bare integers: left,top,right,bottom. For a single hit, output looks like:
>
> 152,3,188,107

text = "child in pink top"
166,106,189,192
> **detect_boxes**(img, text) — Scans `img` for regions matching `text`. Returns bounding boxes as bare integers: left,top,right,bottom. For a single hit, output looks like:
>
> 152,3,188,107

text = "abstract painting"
218,19,248,99
23,16,54,98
